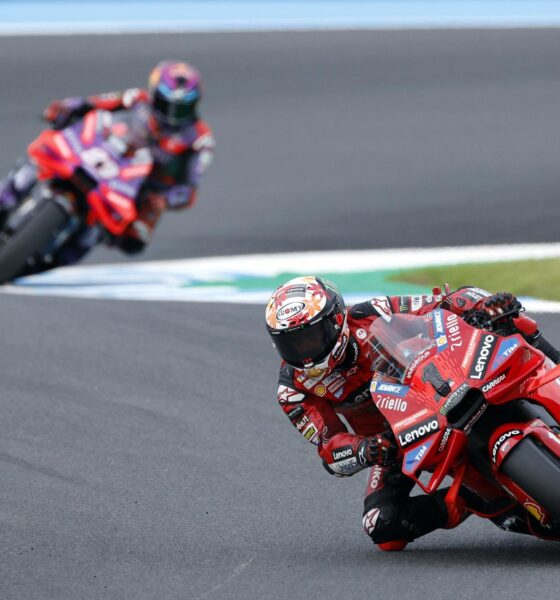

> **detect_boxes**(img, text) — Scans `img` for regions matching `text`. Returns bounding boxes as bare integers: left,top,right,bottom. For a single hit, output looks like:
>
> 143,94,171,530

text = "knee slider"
363,505,404,543
363,504,422,544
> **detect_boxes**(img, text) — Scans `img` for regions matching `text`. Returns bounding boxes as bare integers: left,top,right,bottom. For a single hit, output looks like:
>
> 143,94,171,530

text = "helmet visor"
272,313,340,368
153,89,198,126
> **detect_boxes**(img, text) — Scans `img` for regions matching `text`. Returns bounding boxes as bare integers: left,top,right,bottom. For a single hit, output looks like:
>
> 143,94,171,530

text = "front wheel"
0,197,69,283
501,436,560,522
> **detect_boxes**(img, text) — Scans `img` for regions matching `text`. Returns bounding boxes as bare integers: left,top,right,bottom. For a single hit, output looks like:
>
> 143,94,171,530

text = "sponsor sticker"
438,427,453,453
411,295,423,312
461,330,480,370
399,297,411,313
398,417,440,449
439,383,470,416
464,402,488,431
322,373,340,386
371,297,392,321
330,456,359,475
287,406,304,422
481,370,508,394
369,465,383,491
491,428,522,462
324,373,345,393
524,501,546,523
405,350,431,379
393,408,430,431
375,396,408,412
471,287,492,297
328,380,345,393
362,508,380,535
403,440,433,474
315,385,327,397
446,313,463,351
276,301,305,321
303,424,319,445
356,328,368,340
332,446,353,461
327,377,346,394
295,416,310,431
469,334,497,381
464,290,484,302
298,371,325,389
432,309,448,352
371,381,409,397
491,338,520,370
278,385,306,404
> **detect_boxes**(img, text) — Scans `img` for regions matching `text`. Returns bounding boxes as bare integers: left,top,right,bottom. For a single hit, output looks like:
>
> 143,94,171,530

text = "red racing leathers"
277,287,495,546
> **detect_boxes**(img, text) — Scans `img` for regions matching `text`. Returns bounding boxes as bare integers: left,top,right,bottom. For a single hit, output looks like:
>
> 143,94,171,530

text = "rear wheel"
501,436,560,522
0,197,68,283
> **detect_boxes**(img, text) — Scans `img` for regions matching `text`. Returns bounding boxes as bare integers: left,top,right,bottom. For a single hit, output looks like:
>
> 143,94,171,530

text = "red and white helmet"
265,276,349,374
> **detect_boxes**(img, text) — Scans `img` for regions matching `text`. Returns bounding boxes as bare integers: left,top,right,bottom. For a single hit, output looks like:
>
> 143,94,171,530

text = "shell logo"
524,501,545,523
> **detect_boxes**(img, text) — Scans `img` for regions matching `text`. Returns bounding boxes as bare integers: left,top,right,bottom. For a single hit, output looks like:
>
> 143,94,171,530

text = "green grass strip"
390,258,560,301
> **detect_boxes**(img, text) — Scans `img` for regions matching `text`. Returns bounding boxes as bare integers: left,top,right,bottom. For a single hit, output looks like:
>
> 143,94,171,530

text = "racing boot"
377,540,408,552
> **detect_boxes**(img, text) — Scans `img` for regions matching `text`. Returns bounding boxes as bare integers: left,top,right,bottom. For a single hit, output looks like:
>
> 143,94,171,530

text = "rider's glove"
358,434,397,468
42,97,92,130
464,292,522,329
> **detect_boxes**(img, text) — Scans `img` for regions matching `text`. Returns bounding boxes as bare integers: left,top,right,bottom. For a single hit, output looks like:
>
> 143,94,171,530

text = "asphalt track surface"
1,29,560,600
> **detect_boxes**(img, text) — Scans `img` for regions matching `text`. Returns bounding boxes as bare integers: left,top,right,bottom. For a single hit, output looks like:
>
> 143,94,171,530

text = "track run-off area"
1,26,560,600
7,243,560,312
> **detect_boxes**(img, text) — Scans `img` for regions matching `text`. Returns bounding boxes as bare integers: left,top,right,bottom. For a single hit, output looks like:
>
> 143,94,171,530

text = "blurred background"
2,2,560,599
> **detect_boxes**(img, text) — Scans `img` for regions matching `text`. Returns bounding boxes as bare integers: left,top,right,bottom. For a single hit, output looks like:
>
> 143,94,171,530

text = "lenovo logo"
398,417,439,449
333,447,353,461
469,334,496,380
492,429,521,462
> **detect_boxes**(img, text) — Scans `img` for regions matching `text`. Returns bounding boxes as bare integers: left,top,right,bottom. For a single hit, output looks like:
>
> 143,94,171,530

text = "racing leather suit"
0,88,214,264
277,287,523,546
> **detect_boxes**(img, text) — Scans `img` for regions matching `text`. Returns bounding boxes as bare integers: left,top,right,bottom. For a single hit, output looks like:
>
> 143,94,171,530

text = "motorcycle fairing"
27,109,153,236
370,310,551,494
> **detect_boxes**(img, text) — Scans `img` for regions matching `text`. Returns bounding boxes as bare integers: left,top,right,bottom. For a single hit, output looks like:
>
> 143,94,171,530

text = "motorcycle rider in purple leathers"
265,276,560,550
0,60,214,266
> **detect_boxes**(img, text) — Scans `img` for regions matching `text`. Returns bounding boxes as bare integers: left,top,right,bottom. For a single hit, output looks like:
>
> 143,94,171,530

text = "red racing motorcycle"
369,305,560,541
0,109,152,283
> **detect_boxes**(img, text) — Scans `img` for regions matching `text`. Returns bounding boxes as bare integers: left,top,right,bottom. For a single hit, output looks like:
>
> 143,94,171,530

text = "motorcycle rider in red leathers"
265,276,560,551
0,60,214,266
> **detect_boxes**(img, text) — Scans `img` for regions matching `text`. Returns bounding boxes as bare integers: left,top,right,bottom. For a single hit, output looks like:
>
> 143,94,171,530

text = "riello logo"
398,417,439,448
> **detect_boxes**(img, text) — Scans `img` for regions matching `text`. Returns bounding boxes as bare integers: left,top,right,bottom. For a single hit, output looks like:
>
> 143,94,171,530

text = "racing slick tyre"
501,436,560,522
0,198,68,283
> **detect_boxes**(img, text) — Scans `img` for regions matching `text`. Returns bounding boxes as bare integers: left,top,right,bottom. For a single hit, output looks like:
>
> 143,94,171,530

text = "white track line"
3,243,560,311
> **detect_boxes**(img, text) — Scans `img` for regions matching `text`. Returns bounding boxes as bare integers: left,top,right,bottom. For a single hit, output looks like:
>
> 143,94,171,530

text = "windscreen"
368,313,436,383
